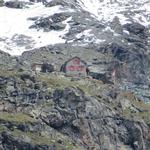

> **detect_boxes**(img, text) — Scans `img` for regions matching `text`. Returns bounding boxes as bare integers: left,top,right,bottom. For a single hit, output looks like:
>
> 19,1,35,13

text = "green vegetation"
41,100,54,107
0,70,149,125
138,111,150,122
123,107,150,123
0,120,85,149
0,70,106,97
12,129,55,145
0,112,36,123
0,112,83,149
119,92,150,122
0,125,6,133
11,129,83,150
37,74,105,96
0,70,23,78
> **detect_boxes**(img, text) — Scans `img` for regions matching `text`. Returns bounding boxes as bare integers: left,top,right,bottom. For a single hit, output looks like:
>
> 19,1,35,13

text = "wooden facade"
61,57,88,76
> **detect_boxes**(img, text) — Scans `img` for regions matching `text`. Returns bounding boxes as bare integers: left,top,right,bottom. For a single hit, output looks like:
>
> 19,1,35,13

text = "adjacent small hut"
31,63,54,73
61,57,88,76
31,63,42,73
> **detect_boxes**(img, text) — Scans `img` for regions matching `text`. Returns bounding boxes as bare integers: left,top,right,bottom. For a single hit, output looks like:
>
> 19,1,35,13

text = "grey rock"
5,1,24,9
123,23,149,38
44,0,75,8
0,0,4,7
51,13,70,23
29,17,66,31
40,87,149,149
45,0,67,7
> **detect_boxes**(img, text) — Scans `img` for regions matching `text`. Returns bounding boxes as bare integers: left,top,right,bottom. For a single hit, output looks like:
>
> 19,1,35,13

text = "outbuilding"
31,63,42,73
61,57,88,77
31,63,54,73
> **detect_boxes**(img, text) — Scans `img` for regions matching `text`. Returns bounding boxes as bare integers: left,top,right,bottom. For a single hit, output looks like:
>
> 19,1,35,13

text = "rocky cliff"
0,69,149,150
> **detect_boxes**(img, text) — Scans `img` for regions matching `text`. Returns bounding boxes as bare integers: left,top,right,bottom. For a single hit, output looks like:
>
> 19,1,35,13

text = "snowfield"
77,0,150,26
0,2,72,55
0,0,150,55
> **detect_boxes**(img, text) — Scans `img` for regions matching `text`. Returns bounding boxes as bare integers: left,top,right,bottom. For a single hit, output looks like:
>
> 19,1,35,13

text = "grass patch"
122,108,134,120
116,92,150,122
0,70,20,78
139,111,150,122
11,129,83,150
37,74,104,96
0,124,6,133
123,107,150,123
12,129,54,145
41,100,54,107
0,70,105,97
122,105,150,123
0,112,36,123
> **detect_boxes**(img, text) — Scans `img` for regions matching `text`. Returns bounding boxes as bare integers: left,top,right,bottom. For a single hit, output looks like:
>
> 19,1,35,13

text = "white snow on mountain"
0,0,149,55
77,0,150,26
0,2,73,55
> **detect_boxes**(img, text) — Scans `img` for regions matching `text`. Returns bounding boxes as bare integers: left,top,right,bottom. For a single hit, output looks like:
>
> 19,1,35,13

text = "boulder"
45,0,68,7
29,17,66,31
51,13,70,23
0,0,4,7
5,1,23,9
123,23,148,37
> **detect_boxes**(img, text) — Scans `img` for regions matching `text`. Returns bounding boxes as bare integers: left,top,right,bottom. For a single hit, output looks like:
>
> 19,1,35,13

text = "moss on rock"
0,112,36,123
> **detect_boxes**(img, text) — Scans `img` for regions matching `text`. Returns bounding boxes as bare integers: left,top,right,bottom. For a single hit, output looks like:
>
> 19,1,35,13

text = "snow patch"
103,26,114,33
75,29,106,44
123,30,130,35
76,29,93,39
0,2,72,55
77,0,150,26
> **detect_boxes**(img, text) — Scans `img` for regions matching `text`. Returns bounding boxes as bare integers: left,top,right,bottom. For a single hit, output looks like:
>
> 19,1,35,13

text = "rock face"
0,50,18,70
0,0,4,6
44,0,72,7
0,70,149,150
42,87,150,150
29,16,66,32
0,74,49,105
28,12,70,32
4,0,30,9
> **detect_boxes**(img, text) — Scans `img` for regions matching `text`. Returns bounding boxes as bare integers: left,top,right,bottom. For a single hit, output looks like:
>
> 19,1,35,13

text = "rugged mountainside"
0,0,150,55
0,71,150,150
0,0,150,102
0,0,150,150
